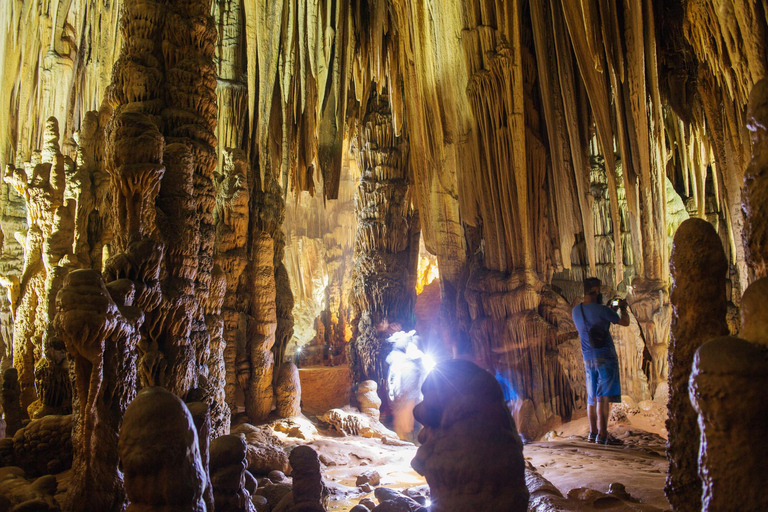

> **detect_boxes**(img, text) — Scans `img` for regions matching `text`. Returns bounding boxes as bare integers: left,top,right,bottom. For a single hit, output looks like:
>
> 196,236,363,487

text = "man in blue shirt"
572,277,630,445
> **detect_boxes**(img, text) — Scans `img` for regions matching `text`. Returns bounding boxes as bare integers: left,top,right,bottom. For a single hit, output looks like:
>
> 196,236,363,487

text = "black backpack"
579,304,609,350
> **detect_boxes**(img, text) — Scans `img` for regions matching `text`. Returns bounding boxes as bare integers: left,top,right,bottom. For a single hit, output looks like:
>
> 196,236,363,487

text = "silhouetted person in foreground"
572,277,630,445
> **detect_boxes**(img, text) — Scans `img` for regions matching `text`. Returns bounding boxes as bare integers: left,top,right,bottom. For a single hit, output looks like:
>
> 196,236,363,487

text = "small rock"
359,497,377,510
373,488,423,511
252,494,269,512
608,482,636,502
319,453,336,466
359,483,373,493
268,470,287,483
356,470,381,487
350,506,370,512
255,482,293,506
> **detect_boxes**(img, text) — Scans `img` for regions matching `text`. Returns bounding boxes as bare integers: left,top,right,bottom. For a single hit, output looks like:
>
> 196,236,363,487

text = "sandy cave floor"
49,402,670,511
267,400,671,511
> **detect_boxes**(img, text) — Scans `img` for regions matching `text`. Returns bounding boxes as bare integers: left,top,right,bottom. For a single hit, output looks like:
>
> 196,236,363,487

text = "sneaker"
587,432,598,443
597,434,624,446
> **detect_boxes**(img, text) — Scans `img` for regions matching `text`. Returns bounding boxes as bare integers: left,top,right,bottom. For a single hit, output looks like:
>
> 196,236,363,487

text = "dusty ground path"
299,401,670,511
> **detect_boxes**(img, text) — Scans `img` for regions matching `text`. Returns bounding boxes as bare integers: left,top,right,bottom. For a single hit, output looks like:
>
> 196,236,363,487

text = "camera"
610,299,620,308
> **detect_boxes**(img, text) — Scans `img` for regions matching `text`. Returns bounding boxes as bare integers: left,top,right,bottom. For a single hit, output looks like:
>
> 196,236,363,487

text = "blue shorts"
585,358,621,406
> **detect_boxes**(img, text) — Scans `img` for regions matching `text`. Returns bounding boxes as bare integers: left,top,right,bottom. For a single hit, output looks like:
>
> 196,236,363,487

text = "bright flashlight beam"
422,353,436,374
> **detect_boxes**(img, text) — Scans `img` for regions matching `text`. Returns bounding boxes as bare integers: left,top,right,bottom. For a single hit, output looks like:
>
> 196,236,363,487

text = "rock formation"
119,387,207,512
2,414,72,478
666,218,729,511
287,445,326,512
349,90,419,396
210,435,256,512
411,359,528,512
276,362,301,418
1,369,22,437
689,281,768,512
355,380,382,423
55,269,142,512
187,399,215,512
0,467,59,512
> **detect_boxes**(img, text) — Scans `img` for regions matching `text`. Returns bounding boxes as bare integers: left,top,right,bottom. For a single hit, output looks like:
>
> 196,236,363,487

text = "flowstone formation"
349,90,420,395
119,387,207,512
666,218,729,511
411,359,528,512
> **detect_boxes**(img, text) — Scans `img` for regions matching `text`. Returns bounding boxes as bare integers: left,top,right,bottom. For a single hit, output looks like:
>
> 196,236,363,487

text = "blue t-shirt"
572,303,620,361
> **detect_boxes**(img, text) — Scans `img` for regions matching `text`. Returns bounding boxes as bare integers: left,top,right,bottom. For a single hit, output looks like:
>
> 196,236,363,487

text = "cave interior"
0,0,767,511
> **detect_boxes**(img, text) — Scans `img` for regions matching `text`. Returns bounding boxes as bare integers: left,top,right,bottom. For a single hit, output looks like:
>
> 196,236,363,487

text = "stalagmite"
355,380,381,423
689,280,768,512
119,387,207,512
287,445,326,512
209,435,256,512
55,269,142,512
275,362,301,418
187,400,215,511
0,368,22,437
412,360,528,512
666,218,729,511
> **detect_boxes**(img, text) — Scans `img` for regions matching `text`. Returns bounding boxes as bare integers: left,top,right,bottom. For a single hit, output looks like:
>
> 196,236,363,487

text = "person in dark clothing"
572,277,630,445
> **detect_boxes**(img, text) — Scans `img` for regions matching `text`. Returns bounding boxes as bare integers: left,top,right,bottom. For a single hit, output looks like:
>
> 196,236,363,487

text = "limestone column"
55,269,142,512
349,89,419,394
666,218,728,511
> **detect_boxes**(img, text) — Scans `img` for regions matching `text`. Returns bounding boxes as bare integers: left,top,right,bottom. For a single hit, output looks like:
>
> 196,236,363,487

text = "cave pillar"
214,149,250,415
241,232,277,423
349,90,419,394
55,269,142,512
4,118,68,411
666,218,729,511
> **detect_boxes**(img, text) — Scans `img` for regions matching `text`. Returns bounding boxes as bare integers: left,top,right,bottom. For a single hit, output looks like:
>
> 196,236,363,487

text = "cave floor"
270,407,670,511
525,421,669,510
